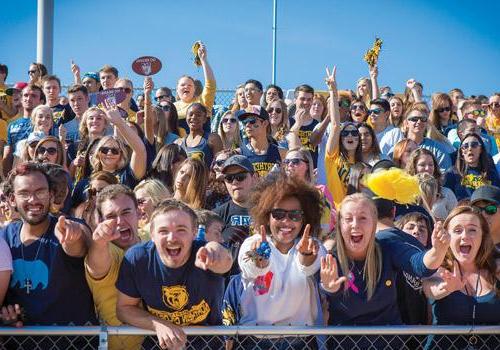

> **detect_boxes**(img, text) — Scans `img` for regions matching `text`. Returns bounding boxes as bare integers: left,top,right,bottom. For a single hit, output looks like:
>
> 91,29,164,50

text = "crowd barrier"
1,325,499,349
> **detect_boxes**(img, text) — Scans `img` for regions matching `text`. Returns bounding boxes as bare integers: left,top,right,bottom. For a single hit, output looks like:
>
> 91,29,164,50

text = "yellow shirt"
174,78,216,120
85,245,143,350
0,118,7,142
486,115,500,150
325,148,353,208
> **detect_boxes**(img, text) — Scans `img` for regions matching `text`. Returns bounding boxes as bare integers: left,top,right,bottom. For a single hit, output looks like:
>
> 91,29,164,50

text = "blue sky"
1,0,499,96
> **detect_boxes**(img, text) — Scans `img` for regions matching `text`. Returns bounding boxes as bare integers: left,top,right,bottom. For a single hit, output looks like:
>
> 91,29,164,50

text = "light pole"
272,0,277,85
37,0,54,74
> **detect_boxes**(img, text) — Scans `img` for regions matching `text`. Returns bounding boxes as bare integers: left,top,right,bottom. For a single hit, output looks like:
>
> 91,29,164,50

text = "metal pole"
37,0,54,74
272,0,277,84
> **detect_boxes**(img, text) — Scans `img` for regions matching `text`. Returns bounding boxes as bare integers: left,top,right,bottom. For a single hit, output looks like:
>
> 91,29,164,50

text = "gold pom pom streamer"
362,168,420,205
364,37,383,67
192,41,202,67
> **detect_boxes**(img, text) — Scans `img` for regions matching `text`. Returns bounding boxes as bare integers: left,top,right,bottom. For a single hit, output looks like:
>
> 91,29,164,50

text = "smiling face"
177,77,195,103
269,196,303,253
415,153,435,176
33,108,53,133
448,213,482,266
357,80,369,97
406,110,428,136
296,91,313,110
266,87,280,104
151,210,196,268
36,140,59,164
86,111,107,135
341,124,360,152
186,104,207,131
358,126,373,152
340,199,376,260
100,193,139,250
98,139,122,171
460,135,482,167
310,98,324,118
11,172,51,225
267,100,283,126
244,83,262,105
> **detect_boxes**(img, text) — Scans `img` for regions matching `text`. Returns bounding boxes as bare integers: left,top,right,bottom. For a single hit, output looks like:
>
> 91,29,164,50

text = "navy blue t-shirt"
0,215,97,325
116,240,225,326
181,132,214,168
289,117,320,167
240,140,281,177
324,233,435,326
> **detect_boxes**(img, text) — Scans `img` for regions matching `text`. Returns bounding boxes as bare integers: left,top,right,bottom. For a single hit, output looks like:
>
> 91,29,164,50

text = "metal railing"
1,325,499,349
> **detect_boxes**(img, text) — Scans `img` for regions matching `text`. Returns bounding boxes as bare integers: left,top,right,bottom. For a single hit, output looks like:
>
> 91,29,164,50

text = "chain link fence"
1,325,499,350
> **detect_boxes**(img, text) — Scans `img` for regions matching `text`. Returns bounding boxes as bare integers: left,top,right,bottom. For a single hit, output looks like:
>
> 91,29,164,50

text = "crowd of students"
0,42,499,349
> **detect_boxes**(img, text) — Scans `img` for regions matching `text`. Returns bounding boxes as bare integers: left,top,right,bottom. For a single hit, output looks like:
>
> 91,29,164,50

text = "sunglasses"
270,208,304,222
222,118,237,124
99,146,120,155
350,104,365,111
155,95,169,102
489,102,500,109
339,100,350,108
467,110,486,117
368,108,383,115
159,104,171,112
436,107,451,113
119,87,132,94
283,158,308,165
224,172,249,183
461,141,481,150
267,107,282,114
341,129,360,137
241,117,258,126
407,116,428,123
36,146,57,155
213,159,227,167
476,204,498,215
28,70,38,75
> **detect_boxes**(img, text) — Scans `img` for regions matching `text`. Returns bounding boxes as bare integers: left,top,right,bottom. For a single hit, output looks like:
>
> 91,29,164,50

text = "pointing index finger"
259,225,267,243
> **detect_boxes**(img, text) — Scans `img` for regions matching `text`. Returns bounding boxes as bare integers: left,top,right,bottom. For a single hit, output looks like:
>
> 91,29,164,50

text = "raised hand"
92,218,121,245
101,99,122,124
153,319,187,350
438,261,465,293
70,60,80,77
406,78,418,91
198,41,207,62
325,66,337,91
245,225,271,267
369,65,378,79
143,76,154,95
195,242,222,271
55,216,82,245
58,124,67,144
296,224,318,256
320,254,347,293
431,221,450,254
293,107,309,127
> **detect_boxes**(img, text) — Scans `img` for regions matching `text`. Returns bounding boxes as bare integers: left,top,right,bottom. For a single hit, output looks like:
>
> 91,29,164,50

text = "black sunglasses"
407,116,428,123
224,172,249,183
436,107,451,113
341,129,360,137
159,104,171,112
270,208,304,222
119,87,132,94
99,146,120,155
267,107,282,114
36,146,57,155
155,95,169,102
350,104,365,111
283,158,308,165
222,118,237,124
461,141,480,150
242,117,258,126
368,108,383,115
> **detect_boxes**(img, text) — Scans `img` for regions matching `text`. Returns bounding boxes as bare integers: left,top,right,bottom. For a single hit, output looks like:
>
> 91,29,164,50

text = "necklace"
458,265,481,349
20,229,47,295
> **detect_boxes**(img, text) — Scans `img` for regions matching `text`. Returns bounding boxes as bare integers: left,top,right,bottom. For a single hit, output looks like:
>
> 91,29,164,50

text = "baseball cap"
221,155,254,174
471,185,500,205
5,82,28,95
83,72,100,82
235,105,269,122
27,131,47,145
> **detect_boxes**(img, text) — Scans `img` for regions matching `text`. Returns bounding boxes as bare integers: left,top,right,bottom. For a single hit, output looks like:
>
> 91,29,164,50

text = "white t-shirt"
0,237,12,272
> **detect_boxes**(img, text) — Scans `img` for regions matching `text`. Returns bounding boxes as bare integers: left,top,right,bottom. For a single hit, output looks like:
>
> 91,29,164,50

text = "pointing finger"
260,225,267,243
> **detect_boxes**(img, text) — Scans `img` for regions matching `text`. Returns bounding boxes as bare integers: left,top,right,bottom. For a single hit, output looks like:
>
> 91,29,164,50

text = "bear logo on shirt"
163,285,189,311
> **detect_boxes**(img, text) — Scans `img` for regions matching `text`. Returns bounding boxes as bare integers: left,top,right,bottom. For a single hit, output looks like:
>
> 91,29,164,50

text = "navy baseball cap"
235,105,269,122
221,155,254,174
471,185,500,205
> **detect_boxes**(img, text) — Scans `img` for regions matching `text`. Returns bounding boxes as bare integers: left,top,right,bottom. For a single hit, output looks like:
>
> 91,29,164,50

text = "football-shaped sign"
132,56,162,76
92,88,127,106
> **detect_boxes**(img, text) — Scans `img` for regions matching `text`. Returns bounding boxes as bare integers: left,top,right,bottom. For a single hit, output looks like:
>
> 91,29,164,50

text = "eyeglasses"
241,117,258,126
407,116,428,123
224,172,249,183
436,107,451,113
155,95,169,102
36,146,57,156
159,104,171,112
270,208,304,222
119,87,132,94
15,189,50,201
489,102,500,109
222,118,237,124
99,146,120,155
475,204,498,215
340,129,360,137
368,108,383,115
283,158,308,166
350,104,365,111
461,141,481,150
467,110,486,117
267,107,282,114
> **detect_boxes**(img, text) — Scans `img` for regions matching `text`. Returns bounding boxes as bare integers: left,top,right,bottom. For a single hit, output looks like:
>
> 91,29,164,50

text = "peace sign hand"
325,66,337,91
296,224,318,257
320,254,347,293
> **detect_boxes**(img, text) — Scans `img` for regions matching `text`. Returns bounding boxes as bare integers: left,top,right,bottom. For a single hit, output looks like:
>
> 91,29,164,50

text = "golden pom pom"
364,37,383,67
363,168,420,205
192,41,202,67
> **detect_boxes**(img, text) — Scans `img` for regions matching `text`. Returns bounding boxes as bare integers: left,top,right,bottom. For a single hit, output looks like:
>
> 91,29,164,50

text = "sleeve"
200,79,217,117
325,150,346,208
238,235,272,279
433,147,452,174
295,241,326,276
442,187,458,214
0,237,12,272
381,239,436,278
115,248,141,298
85,245,122,292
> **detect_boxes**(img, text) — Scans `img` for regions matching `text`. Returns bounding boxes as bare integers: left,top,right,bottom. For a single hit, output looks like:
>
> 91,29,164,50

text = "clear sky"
1,0,499,96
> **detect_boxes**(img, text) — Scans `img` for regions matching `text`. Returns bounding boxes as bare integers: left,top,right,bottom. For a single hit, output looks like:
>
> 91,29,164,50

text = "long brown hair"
175,158,207,209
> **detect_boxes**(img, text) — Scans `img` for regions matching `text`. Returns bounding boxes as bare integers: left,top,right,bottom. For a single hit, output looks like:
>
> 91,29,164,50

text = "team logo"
162,285,189,311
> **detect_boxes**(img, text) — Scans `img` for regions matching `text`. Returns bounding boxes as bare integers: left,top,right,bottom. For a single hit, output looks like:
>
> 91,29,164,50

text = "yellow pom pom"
363,168,420,205
192,41,201,67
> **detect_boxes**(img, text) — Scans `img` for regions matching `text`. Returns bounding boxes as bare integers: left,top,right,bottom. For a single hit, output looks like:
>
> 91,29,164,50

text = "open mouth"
118,228,132,242
26,205,44,215
351,233,363,244
459,244,472,255
166,246,182,257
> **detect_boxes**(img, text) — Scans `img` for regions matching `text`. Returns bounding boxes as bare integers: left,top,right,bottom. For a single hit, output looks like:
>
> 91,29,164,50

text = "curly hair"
249,175,323,237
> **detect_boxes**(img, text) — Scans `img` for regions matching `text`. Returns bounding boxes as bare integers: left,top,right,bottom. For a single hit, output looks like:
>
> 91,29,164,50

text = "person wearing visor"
236,106,286,177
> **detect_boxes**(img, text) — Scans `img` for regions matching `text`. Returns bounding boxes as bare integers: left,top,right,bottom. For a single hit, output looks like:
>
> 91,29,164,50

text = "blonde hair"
30,105,53,131
134,179,171,206
90,136,129,172
266,99,289,141
335,193,382,300
416,173,439,219
80,107,108,140
356,77,372,106
217,111,242,150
